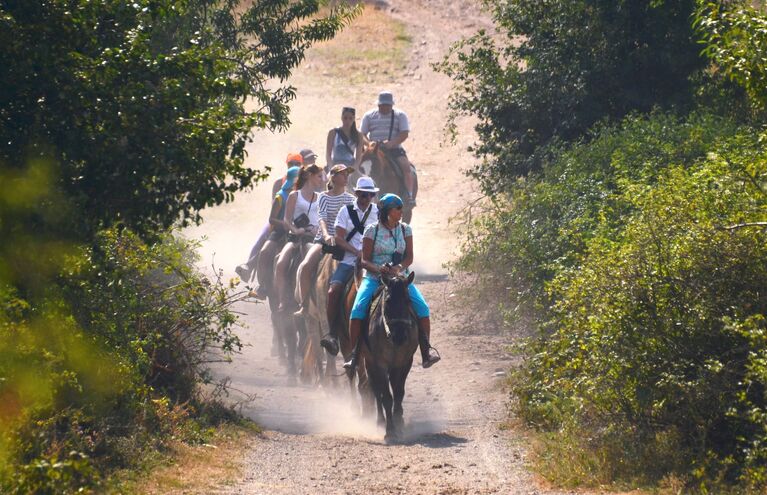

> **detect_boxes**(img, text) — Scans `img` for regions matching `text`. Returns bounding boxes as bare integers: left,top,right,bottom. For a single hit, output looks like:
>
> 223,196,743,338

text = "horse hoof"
384,432,400,445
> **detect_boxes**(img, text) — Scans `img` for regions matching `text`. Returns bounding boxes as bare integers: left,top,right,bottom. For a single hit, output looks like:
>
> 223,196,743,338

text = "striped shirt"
314,191,356,241
360,109,410,147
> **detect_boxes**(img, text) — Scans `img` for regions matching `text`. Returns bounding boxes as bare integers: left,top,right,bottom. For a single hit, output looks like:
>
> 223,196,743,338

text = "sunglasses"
343,106,356,114
357,191,376,198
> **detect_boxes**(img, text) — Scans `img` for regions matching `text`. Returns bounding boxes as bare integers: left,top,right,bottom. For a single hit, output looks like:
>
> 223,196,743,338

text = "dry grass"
115,424,259,495
306,5,412,85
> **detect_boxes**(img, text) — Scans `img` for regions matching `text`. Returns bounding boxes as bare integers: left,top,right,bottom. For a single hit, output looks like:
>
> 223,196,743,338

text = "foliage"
435,0,706,192
696,0,767,116
454,112,741,322
515,130,767,489
0,0,358,239
0,161,248,493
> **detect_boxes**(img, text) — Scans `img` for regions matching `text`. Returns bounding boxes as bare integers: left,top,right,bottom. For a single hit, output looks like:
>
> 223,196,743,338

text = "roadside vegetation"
439,0,767,492
0,0,358,493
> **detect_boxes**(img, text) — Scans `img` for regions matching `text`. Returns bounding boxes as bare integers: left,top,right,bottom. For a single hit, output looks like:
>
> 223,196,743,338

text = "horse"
362,270,419,443
355,142,418,223
299,254,338,385
271,235,311,382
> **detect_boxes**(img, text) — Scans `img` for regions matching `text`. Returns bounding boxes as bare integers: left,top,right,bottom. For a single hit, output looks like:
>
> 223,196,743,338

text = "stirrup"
422,346,441,369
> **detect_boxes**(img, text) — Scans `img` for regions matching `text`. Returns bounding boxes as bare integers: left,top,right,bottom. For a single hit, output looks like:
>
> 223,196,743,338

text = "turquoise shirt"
362,221,412,279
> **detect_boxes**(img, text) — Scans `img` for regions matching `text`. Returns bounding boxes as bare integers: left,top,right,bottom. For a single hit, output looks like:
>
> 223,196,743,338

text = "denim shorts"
330,262,355,286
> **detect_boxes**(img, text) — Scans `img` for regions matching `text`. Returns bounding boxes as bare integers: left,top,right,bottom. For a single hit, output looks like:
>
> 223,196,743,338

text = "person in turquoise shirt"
343,193,440,371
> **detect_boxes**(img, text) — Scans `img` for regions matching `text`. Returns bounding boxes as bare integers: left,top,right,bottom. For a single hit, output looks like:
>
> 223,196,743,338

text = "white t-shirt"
360,109,410,147
334,201,379,266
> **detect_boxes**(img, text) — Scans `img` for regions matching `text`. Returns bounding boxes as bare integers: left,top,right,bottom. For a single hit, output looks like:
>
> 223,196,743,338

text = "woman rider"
251,165,301,299
343,193,440,371
326,107,363,172
273,164,324,311
294,164,356,316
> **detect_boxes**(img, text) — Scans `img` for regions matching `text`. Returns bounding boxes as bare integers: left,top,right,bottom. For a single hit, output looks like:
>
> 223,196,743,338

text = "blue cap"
379,193,403,209
281,166,301,193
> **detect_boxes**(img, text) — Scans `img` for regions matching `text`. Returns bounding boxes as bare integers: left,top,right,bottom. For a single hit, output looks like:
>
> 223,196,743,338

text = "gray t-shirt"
360,109,410,148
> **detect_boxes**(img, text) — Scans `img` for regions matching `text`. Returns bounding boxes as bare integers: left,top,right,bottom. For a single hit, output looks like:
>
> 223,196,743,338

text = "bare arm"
353,138,364,168
325,129,334,168
384,130,409,148
360,236,377,273
401,235,414,270
284,191,305,235
334,226,359,257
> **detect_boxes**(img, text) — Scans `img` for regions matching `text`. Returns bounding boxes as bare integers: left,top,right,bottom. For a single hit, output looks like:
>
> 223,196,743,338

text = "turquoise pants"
350,275,429,320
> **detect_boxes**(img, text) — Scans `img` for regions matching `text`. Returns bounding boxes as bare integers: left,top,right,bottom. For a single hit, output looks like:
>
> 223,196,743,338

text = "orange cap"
286,153,303,165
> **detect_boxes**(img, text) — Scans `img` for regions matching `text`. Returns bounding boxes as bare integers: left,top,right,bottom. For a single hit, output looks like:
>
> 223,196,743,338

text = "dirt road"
186,1,573,493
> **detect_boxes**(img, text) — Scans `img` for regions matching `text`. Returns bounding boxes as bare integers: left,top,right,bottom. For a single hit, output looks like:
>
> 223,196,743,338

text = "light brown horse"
300,254,375,410
355,142,418,223
299,254,337,384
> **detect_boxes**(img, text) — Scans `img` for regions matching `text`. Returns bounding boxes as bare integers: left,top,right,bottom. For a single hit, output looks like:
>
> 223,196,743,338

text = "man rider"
319,176,379,356
360,91,416,206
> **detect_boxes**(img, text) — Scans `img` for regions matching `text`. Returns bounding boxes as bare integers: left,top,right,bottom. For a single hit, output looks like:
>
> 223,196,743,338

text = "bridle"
379,277,414,339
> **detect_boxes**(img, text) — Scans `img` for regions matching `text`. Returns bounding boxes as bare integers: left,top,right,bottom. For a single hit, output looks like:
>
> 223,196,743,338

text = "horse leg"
369,368,394,442
389,365,411,438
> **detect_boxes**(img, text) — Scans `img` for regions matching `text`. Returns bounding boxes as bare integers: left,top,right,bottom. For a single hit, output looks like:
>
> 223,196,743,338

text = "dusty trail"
186,2,574,493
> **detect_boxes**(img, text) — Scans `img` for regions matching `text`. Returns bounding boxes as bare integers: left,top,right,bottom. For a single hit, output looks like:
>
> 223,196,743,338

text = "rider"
251,165,302,300
236,153,303,282
273,164,324,311
360,91,416,206
293,164,356,317
300,148,327,189
343,193,440,370
319,176,380,356
326,107,363,171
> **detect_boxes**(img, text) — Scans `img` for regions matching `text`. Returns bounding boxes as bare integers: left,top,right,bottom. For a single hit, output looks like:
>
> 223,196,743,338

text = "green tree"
436,0,706,192
0,0,357,238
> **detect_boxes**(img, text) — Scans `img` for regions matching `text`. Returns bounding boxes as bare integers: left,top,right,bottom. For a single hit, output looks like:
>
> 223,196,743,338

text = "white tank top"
294,190,319,227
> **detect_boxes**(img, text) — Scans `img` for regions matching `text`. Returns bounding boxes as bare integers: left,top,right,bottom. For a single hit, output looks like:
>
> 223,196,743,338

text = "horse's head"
380,271,416,345
358,141,391,178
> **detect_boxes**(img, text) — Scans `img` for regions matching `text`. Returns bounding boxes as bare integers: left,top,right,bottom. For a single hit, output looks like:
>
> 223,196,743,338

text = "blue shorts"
350,276,429,320
330,263,355,286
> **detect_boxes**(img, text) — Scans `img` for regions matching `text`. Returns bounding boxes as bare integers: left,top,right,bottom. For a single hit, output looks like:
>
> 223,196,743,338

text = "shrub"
454,111,741,323
0,225,245,493
515,129,767,489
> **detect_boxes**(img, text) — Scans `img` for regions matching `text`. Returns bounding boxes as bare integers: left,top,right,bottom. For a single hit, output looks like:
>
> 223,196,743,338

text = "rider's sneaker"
343,353,357,371
320,335,339,356
248,286,268,300
292,306,307,318
422,348,440,369
406,194,417,207
235,264,251,282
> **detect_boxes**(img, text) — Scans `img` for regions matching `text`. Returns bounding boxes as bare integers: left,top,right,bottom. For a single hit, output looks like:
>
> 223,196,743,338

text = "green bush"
1,223,245,494
515,129,767,490
454,112,741,322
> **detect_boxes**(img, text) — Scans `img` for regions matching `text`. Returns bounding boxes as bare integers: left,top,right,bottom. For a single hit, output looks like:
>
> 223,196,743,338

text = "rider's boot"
320,285,342,356
417,317,440,368
343,318,363,371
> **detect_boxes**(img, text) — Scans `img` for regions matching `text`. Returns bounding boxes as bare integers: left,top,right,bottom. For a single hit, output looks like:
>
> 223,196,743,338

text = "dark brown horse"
355,142,418,223
362,270,419,442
